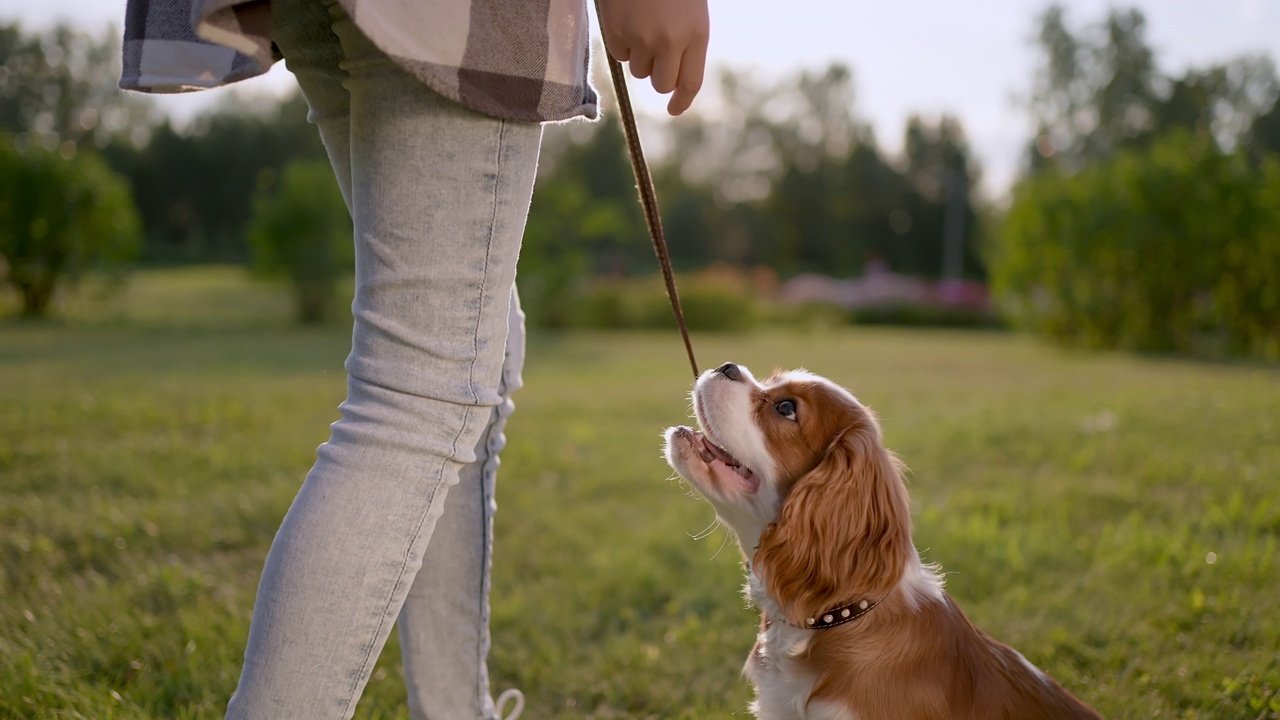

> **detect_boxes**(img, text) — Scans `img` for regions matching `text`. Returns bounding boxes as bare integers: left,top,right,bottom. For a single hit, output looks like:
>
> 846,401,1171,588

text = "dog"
663,363,1102,720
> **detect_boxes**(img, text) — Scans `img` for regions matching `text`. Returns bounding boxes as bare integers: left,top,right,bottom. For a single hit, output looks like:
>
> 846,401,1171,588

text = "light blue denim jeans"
225,0,542,717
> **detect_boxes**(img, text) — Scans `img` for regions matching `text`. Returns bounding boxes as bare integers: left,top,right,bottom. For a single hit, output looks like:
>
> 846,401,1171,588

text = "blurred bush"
992,130,1280,359
248,160,352,324
847,303,1003,329
0,135,142,317
575,270,762,332
524,266,765,332
519,176,630,329
527,265,1006,332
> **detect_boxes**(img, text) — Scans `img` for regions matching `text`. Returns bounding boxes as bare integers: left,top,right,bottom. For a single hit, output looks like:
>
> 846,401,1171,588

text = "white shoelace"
495,689,525,720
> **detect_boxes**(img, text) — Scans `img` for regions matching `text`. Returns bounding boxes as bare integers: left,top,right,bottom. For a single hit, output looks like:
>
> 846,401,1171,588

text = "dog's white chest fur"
744,576,857,720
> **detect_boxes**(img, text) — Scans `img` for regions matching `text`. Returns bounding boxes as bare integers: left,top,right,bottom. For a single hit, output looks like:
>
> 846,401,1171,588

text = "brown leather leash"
595,15,701,379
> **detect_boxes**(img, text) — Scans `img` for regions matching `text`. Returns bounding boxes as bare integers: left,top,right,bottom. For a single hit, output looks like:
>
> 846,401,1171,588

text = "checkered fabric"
120,0,599,123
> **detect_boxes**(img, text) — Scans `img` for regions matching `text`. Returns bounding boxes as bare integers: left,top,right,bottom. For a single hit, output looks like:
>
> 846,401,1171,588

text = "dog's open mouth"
697,432,755,480
669,426,760,494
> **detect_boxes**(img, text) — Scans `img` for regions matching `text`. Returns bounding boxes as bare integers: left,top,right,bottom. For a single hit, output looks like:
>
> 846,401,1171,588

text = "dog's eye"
775,399,797,420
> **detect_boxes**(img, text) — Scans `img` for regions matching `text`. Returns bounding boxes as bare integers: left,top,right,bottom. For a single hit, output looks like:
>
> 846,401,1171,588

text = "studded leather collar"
748,561,888,631
794,593,888,630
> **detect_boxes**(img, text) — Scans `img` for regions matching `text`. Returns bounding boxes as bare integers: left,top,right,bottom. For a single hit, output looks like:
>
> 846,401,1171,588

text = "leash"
595,12,701,379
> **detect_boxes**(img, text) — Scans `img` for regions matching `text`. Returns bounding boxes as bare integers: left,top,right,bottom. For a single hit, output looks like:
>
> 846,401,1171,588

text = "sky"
3,0,1279,196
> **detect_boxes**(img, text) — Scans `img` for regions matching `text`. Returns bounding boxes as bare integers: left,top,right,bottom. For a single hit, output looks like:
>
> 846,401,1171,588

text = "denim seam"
338,405,476,717
475,385,507,716
476,435,493,717
470,118,508,405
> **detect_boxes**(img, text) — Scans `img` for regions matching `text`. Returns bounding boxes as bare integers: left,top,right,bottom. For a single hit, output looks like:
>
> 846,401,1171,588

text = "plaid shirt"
120,0,599,123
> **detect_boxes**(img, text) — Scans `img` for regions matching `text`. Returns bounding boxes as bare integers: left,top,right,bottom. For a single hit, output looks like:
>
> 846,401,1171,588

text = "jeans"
225,0,542,717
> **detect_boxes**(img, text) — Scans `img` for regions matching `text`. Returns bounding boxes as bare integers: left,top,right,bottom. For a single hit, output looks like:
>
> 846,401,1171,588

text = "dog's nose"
715,362,742,381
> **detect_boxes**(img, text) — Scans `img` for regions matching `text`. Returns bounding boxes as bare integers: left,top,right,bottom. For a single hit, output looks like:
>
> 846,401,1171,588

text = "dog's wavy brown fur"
750,381,1101,719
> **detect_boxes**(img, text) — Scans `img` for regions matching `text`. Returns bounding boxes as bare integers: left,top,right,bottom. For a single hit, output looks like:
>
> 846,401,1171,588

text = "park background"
2,1,1279,717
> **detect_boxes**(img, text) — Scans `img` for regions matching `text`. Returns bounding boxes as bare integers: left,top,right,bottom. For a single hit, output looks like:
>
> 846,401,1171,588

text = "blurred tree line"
523,64,987,325
2,16,986,324
2,8,1278,355
990,4,1280,358
0,23,148,316
104,93,328,264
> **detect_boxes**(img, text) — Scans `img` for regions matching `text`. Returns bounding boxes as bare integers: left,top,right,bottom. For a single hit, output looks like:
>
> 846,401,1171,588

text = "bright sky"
3,0,1278,196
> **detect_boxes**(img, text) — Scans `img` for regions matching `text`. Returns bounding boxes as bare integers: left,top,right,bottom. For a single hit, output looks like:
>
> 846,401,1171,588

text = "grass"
2,266,1278,719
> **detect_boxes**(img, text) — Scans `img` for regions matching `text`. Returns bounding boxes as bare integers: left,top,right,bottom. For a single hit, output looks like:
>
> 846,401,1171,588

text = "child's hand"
597,0,710,116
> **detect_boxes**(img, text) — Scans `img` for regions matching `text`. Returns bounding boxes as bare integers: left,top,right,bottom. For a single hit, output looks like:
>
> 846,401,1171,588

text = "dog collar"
797,593,887,630
748,565,887,630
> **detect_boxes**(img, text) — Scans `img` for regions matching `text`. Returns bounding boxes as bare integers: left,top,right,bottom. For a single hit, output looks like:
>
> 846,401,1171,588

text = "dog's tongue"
697,432,758,489
701,435,738,466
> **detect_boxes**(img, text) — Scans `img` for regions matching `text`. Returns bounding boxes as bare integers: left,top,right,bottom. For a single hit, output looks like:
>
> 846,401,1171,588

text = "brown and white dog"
663,363,1102,720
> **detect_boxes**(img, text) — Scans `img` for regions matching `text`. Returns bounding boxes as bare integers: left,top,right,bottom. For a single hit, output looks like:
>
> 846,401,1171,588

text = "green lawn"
2,268,1278,719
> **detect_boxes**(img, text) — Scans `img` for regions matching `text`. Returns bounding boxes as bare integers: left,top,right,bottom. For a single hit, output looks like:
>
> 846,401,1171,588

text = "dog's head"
664,363,913,625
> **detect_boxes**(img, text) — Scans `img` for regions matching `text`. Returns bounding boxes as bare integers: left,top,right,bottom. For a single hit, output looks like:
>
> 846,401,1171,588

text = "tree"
520,178,630,327
681,64,982,280
0,22,153,152
541,114,647,274
104,92,327,263
1025,5,1278,172
1026,5,1161,170
247,160,352,324
0,136,142,317
897,115,984,280
993,131,1280,359
1254,98,1280,157
533,60,985,294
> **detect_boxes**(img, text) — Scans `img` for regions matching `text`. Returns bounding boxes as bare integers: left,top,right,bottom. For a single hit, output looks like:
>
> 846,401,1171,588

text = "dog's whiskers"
707,524,732,561
666,470,706,501
689,516,722,541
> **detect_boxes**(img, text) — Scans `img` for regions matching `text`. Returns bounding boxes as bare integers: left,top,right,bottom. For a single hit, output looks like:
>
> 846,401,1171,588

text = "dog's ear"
753,412,912,626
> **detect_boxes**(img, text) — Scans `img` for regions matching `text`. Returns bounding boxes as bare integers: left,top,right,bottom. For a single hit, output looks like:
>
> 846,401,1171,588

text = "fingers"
629,51,654,80
608,43,631,62
667,44,707,116
627,42,707,116
650,52,680,95
596,0,709,114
